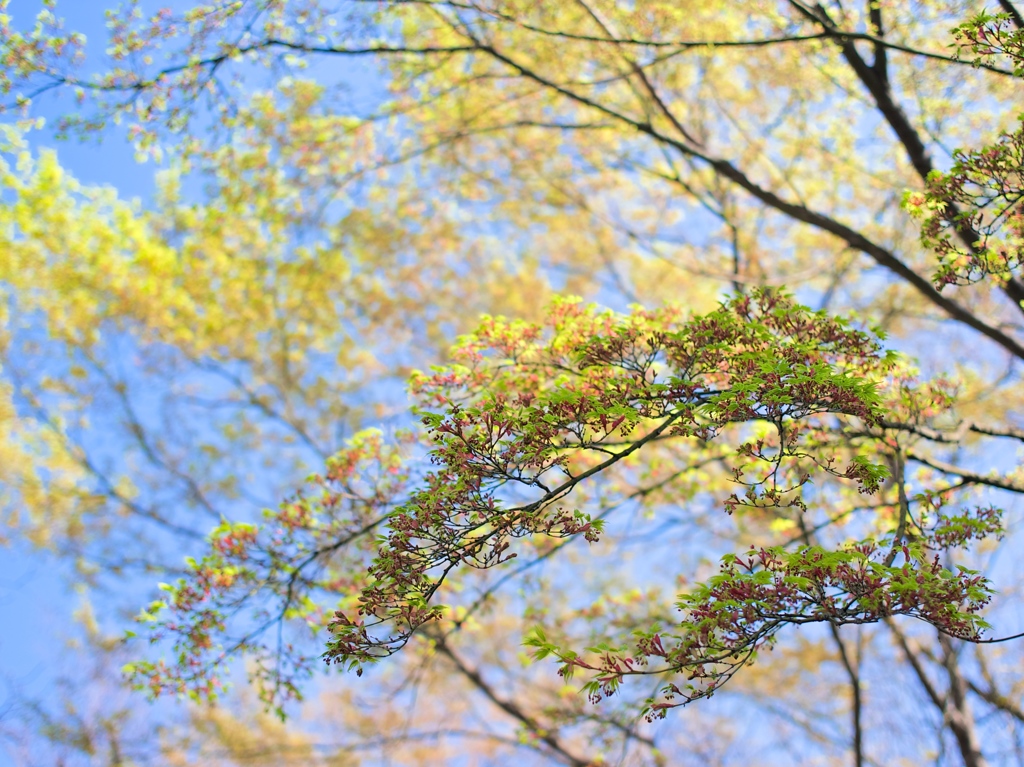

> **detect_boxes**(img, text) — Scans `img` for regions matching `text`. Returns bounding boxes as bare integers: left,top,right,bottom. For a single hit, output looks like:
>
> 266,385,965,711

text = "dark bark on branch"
890,624,989,767
52,12,1024,356
867,0,888,86
998,0,1024,30
790,1,1024,315
452,35,1024,360
889,621,945,709
968,648,1024,722
905,451,1024,493
387,0,1016,75
877,420,1024,445
939,636,989,767
433,635,596,767
829,625,865,767
969,660,1024,722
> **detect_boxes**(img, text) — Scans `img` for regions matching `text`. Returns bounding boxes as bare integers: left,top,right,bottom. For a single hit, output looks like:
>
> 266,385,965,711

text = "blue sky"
0,5,185,760
2,0,118,715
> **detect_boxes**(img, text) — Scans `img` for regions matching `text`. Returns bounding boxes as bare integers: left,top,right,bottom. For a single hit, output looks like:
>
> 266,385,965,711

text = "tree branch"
450,32,1024,361
883,447,910,567
968,649,1024,722
790,0,1024,315
878,420,1024,445
998,0,1024,31
938,635,989,767
867,0,888,86
432,634,596,767
905,451,1024,494
888,620,945,709
829,624,865,767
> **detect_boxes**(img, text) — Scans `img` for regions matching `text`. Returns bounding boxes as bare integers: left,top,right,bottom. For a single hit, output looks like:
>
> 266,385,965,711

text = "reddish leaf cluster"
124,429,410,710
910,125,1024,286
129,293,1005,719
324,291,895,670
529,541,992,719
929,505,1004,550
907,11,1024,287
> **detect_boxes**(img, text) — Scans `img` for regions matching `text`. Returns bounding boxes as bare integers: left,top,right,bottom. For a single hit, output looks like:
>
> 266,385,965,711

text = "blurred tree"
2,1,1024,766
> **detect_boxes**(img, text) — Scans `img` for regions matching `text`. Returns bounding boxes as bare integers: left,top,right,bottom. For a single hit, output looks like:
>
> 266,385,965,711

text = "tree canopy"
2,1,1024,766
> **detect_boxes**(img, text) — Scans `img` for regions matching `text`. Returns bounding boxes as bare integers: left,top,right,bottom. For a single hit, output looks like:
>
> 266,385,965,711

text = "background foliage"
2,1,1024,765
